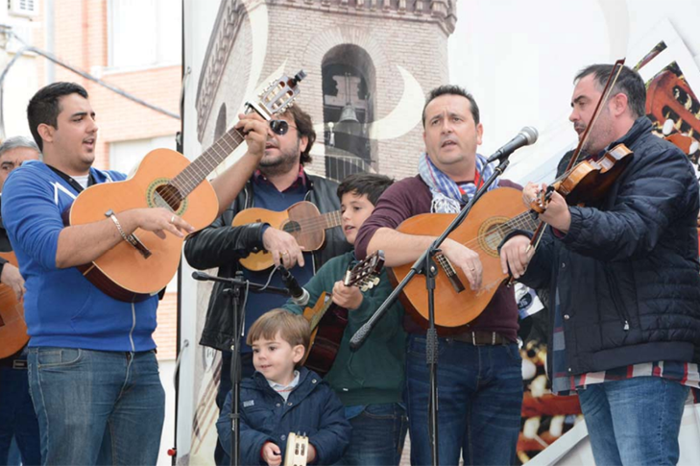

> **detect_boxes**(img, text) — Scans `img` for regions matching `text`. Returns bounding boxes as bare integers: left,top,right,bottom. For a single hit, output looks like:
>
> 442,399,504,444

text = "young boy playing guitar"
283,173,407,465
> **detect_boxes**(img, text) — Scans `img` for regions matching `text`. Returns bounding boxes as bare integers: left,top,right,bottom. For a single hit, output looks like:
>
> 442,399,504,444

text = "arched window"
321,44,376,181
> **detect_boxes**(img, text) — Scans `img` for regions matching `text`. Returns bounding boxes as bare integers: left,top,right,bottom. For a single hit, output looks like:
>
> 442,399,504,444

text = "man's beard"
258,144,299,177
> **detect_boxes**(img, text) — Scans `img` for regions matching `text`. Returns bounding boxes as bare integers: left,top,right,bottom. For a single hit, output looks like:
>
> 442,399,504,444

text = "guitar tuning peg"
372,277,380,285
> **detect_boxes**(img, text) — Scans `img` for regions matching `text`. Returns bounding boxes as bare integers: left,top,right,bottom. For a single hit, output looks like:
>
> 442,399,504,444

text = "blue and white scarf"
418,152,500,214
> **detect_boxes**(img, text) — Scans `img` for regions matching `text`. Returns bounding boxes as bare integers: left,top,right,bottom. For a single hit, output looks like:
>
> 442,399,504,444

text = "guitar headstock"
248,70,307,120
343,250,385,292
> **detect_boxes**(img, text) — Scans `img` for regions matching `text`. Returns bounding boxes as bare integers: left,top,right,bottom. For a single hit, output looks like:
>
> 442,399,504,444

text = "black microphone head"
520,126,538,145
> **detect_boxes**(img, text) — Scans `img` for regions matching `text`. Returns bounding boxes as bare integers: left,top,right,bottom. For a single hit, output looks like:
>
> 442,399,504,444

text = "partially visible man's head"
259,105,316,177
422,85,483,177
569,64,646,154
422,85,480,129
0,136,41,191
27,82,89,151
574,64,646,119
27,82,97,175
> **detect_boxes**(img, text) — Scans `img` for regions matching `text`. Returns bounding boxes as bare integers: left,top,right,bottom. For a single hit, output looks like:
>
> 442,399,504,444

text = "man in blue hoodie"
1,82,271,465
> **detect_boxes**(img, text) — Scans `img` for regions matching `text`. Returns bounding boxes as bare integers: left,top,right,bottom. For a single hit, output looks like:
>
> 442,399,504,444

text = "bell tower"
196,0,458,180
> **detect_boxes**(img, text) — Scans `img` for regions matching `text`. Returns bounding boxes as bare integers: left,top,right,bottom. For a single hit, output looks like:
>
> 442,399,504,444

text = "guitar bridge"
435,253,465,293
125,233,152,259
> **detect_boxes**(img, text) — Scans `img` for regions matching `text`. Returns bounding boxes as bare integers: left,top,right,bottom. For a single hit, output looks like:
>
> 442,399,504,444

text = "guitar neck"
170,125,246,198
322,210,342,229
494,211,540,243
309,299,337,331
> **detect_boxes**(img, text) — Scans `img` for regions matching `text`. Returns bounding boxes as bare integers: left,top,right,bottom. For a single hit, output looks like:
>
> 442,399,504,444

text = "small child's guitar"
302,251,384,376
232,201,342,271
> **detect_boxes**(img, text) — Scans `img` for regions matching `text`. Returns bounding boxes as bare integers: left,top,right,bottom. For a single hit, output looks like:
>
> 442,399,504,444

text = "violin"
530,143,633,213
531,59,632,214
520,59,634,265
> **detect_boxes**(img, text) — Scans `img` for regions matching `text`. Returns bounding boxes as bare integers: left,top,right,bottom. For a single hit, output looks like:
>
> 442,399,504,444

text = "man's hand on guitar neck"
331,280,363,310
1,263,26,301
263,228,305,269
210,113,273,216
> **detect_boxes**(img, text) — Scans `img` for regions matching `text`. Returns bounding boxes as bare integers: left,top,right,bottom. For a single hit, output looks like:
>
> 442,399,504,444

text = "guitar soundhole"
154,184,183,211
283,220,301,235
478,218,508,258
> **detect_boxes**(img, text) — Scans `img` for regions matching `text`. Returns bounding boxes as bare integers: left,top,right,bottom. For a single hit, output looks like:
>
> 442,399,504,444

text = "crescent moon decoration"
367,65,425,140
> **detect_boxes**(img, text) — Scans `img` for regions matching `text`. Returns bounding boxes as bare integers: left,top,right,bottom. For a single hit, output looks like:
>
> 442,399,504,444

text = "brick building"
196,0,457,181
1,0,182,360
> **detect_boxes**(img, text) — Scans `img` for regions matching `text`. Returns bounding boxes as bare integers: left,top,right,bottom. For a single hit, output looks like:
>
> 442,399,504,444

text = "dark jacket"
520,117,700,375
282,250,406,407
184,173,351,351
217,367,351,465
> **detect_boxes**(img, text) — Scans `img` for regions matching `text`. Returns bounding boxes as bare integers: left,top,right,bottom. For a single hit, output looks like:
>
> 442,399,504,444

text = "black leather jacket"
184,173,351,350
520,117,700,375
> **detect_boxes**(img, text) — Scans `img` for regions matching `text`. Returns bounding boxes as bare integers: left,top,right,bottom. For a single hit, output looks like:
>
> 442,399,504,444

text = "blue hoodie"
1,160,158,351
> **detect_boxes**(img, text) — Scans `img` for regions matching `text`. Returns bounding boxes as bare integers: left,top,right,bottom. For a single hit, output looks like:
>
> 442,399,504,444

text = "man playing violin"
355,85,524,466
502,64,700,466
184,104,351,465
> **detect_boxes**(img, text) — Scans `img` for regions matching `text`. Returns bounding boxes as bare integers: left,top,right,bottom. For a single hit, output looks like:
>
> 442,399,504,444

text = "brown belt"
446,331,508,346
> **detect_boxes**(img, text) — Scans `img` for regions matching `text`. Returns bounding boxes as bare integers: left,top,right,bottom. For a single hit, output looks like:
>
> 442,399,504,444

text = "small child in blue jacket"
217,309,351,465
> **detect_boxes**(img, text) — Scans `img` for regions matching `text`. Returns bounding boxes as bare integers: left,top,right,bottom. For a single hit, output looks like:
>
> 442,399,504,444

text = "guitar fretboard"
481,211,540,251
323,211,342,229
170,126,246,197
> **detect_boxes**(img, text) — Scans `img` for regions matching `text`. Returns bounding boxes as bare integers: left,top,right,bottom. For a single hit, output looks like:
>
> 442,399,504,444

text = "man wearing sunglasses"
184,105,351,466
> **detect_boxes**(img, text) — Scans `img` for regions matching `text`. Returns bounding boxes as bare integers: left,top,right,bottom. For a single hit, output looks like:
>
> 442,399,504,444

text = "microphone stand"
349,156,511,466
191,271,289,466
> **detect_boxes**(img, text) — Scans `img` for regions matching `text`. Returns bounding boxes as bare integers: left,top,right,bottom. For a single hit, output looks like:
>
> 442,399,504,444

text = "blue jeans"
27,348,165,466
334,403,408,466
577,377,689,466
0,361,41,465
405,335,523,466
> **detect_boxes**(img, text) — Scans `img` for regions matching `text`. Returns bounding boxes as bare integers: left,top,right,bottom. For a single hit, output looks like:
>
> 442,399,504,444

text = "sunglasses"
269,119,298,136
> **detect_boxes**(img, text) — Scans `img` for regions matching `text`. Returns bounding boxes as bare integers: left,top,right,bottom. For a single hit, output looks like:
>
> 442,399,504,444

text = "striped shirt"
267,370,300,401
551,289,700,398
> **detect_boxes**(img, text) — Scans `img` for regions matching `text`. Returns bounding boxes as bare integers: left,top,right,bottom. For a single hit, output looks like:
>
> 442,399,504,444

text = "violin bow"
510,59,627,284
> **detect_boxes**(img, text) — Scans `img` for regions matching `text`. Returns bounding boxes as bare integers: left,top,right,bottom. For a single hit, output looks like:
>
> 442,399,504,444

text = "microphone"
279,266,310,307
486,126,538,164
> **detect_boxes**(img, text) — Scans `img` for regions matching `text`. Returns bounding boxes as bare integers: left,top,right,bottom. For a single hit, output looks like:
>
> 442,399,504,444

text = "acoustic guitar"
67,71,306,302
284,432,309,466
389,187,538,328
302,251,384,376
233,202,342,271
0,251,28,358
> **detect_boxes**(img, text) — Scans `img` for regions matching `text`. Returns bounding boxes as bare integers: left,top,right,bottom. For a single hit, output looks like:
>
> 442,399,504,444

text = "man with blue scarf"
355,85,523,466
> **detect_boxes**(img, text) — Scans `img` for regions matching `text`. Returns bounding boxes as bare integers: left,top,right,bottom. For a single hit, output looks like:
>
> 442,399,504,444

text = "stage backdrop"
178,1,700,464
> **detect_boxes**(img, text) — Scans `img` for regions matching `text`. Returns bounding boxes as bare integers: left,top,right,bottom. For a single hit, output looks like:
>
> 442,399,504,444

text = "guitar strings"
157,127,246,208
